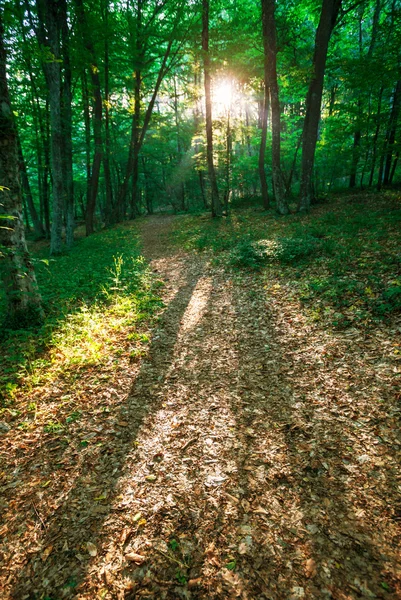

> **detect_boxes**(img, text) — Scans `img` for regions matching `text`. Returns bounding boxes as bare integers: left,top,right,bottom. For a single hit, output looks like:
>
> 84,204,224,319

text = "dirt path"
4,215,401,599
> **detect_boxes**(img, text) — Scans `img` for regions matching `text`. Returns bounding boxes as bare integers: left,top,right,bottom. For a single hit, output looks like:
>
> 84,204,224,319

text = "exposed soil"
1,215,400,599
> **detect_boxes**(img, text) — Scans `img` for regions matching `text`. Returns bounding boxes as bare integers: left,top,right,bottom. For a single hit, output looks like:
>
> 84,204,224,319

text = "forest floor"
1,197,401,599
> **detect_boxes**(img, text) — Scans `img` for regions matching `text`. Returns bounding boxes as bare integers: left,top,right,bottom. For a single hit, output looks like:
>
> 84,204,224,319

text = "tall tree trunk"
224,110,232,213
383,80,401,186
369,86,383,186
202,0,221,217
378,80,401,190
74,0,103,236
81,70,92,217
298,0,342,212
193,65,208,208
60,0,74,247
349,104,361,188
174,76,185,210
258,83,270,209
117,38,174,214
16,135,45,238
261,0,288,214
0,15,43,323
36,0,65,254
103,0,113,225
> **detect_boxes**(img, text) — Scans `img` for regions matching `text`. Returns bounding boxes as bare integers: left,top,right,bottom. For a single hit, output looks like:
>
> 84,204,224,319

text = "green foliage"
0,224,162,403
172,192,401,327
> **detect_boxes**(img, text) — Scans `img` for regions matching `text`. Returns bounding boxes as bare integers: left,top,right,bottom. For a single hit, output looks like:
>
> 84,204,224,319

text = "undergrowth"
171,191,401,328
0,225,164,405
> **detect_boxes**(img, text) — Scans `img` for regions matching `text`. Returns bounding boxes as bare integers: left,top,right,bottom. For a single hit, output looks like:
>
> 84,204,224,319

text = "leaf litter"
0,214,400,599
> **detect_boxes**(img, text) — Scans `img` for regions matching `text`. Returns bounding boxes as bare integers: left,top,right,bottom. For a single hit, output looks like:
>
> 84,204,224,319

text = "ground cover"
0,194,400,599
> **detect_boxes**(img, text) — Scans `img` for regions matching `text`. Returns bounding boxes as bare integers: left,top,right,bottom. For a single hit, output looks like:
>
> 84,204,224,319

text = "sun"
213,79,234,113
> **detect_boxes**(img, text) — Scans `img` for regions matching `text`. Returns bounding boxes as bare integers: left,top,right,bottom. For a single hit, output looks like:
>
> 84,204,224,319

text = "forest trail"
4,215,401,599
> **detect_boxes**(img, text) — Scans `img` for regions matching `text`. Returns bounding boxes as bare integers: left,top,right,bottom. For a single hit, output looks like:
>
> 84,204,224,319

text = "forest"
0,0,401,598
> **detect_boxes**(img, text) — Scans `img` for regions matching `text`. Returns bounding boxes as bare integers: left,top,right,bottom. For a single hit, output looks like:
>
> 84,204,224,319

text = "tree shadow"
8,255,202,599
227,274,400,599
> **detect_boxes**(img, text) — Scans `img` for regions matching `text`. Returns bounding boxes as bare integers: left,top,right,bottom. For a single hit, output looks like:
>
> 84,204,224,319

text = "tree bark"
382,80,401,187
202,0,221,217
103,0,113,225
258,83,270,209
0,14,43,323
74,0,103,236
60,0,74,247
298,0,342,211
261,0,288,214
16,135,45,238
36,0,65,254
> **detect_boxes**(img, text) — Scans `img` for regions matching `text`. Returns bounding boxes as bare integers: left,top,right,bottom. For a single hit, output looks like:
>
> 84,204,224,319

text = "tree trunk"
103,0,113,225
369,86,383,186
382,80,401,186
74,0,103,236
261,0,288,214
258,83,270,209
202,0,221,217
16,134,45,238
60,0,74,247
36,0,65,254
0,15,43,324
298,0,342,211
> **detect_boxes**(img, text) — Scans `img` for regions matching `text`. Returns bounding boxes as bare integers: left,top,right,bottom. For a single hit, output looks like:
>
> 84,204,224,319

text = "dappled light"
1,0,401,596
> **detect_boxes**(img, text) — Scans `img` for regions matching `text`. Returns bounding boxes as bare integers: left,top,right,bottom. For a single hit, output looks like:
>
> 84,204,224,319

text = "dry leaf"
125,552,146,564
41,545,53,562
86,542,98,557
305,558,317,578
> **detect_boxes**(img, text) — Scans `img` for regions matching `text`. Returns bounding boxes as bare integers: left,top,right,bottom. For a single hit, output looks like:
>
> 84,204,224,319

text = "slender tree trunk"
43,101,51,237
202,0,221,217
369,86,383,186
0,15,43,323
349,108,361,188
36,0,65,254
117,38,174,213
174,76,186,210
389,150,399,183
258,83,270,209
103,0,113,225
81,70,92,216
383,80,401,185
224,110,232,213
298,0,342,211
261,0,288,214
378,80,401,190
74,0,103,236
16,135,45,238
60,0,74,247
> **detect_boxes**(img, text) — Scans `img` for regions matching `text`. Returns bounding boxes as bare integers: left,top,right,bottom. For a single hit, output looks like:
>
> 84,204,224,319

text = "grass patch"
171,191,401,328
0,224,164,406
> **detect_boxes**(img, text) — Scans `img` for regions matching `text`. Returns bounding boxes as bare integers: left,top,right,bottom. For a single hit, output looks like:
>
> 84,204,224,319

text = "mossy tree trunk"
0,14,43,324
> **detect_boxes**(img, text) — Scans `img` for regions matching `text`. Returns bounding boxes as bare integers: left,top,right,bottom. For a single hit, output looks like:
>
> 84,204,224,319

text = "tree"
0,13,43,324
202,0,222,217
35,0,65,253
261,0,289,214
299,0,342,212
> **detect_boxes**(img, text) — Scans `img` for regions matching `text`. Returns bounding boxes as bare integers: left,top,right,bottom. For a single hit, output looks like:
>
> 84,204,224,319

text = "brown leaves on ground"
0,215,400,599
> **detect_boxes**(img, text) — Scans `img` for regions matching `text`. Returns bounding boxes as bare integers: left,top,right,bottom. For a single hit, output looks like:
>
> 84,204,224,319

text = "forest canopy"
1,0,400,235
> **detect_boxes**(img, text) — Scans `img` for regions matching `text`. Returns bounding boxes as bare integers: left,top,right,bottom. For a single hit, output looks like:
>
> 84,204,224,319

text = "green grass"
171,191,401,328
0,224,164,405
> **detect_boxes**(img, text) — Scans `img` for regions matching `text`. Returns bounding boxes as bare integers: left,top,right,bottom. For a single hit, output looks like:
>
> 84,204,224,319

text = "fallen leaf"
305,557,317,578
41,545,53,561
125,552,146,564
86,542,98,557
188,577,203,588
